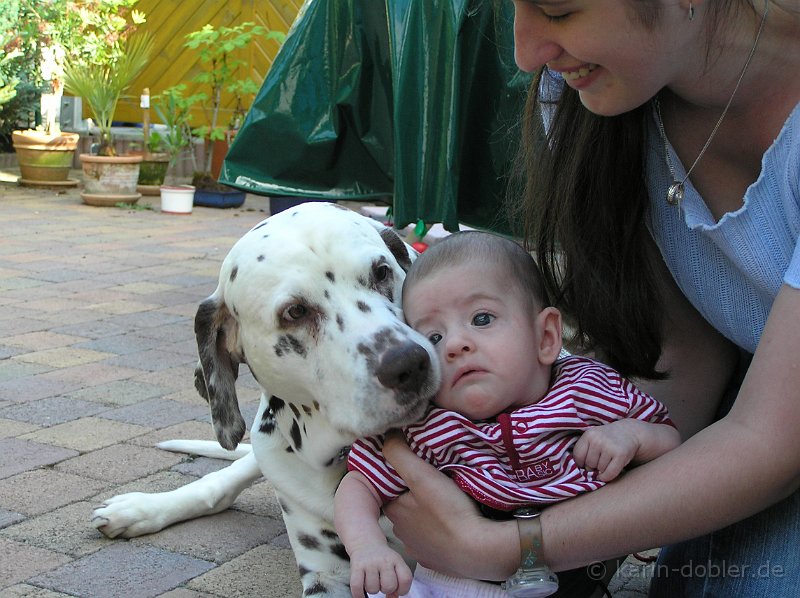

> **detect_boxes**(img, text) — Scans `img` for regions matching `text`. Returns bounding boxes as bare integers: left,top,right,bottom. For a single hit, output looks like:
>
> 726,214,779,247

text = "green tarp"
219,0,530,233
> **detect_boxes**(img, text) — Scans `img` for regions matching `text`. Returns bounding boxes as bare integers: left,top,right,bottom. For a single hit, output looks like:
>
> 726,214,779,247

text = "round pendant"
667,181,685,206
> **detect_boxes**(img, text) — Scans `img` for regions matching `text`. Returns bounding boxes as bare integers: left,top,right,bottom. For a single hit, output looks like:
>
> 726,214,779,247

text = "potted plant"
135,130,170,195
183,22,285,208
61,1,153,206
6,1,80,187
152,84,202,214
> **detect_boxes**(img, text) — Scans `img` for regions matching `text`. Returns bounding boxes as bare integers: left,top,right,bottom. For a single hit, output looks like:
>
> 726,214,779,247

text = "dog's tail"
156,440,252,460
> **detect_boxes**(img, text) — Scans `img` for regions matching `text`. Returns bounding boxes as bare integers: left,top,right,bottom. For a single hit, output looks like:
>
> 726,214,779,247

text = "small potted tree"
153,84,201,214
7,1,80,187
61,1,153,206
183,22,285,208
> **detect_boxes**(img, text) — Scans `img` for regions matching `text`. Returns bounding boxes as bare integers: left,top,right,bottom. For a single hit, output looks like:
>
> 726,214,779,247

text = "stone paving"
0,172,653,597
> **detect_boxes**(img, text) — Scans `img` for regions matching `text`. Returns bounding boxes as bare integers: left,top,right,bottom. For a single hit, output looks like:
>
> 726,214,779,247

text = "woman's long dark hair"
510,70,665,380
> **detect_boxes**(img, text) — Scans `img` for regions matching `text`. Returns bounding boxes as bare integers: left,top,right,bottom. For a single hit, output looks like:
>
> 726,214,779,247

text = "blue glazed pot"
194,188,246,209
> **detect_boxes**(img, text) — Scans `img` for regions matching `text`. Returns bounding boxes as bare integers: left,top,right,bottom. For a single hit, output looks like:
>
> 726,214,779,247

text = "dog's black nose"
376,342,431,393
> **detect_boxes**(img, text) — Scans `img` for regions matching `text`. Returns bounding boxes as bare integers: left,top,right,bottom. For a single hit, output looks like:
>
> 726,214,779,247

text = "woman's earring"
688,2,695,20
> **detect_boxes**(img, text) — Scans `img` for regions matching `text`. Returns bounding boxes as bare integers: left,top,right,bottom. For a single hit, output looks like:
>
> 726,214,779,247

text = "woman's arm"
384,279,800,579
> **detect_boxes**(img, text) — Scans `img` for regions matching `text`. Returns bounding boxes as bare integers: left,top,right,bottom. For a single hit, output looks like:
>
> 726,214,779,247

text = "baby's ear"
535,307,563,365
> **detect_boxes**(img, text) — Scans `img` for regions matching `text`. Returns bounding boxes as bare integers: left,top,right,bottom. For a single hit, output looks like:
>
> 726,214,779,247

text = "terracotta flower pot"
79,153,143,206
12,130,80,188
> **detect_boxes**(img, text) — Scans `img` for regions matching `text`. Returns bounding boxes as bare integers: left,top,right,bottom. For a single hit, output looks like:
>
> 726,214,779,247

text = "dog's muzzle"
376,341,432,400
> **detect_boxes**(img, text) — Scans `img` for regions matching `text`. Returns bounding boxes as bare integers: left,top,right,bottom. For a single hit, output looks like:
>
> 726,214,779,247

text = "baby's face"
403,261,549,420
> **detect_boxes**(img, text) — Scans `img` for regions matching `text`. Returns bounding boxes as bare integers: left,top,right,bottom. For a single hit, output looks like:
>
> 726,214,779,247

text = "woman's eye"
473,313,494,327
428,333,442,345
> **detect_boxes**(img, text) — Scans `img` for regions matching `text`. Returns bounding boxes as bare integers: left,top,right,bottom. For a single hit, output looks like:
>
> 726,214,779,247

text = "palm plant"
62,32,153,156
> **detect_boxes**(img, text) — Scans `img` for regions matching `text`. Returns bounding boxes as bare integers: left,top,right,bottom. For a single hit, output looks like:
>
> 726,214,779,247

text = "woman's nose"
513,4,562,72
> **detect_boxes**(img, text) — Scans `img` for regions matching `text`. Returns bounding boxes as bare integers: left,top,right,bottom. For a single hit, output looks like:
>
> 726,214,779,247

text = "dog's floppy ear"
194,296,246,450
379,227,414,272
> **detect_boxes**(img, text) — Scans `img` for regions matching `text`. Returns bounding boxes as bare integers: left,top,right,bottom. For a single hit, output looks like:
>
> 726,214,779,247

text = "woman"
381,1,800,595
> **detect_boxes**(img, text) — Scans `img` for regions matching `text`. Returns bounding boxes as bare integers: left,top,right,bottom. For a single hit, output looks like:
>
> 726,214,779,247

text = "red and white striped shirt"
348,356,673,511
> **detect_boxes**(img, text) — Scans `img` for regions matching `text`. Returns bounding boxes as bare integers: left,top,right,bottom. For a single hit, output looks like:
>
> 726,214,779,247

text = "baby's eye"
428,332,442,345
472,313,494,327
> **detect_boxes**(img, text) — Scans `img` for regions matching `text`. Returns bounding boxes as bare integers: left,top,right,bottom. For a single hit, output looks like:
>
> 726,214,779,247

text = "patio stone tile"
0,396,108,427
62,379,168,407
55,444,183,484
20,417,148,452
75,333,168,355
0,584,73,597
13,347,113,368
0,470,109,516
0,374,83,403
50,318,132,340
131,509,284,564
101,398,207,429
2,331,88,352
186,544,301,597
0,538,73,588
0,358,50,382
105,349,197,372
0,501,120,557
39,362,144,387
0,418,40,438
0,509,25,529
0,438,78,480
28,543,215,598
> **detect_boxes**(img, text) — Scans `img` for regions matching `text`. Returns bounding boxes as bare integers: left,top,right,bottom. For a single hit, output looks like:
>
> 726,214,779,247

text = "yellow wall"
111,0,303,126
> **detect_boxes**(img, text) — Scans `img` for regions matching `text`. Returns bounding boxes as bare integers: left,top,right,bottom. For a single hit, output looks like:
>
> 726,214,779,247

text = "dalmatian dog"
91,202,440,597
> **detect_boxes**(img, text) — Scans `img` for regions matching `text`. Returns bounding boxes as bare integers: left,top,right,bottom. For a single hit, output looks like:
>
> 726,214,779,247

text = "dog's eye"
373,264,390,282
283,304,308,321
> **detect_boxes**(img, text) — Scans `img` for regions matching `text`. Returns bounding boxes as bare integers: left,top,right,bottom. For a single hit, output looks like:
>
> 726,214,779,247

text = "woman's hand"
381,431,519,580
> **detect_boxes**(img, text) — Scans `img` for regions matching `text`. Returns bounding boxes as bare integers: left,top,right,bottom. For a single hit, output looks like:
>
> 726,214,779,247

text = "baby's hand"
573,419,643,482
348,542,413,598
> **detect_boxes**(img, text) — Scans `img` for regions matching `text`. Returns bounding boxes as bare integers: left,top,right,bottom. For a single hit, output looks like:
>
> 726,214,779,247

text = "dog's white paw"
92,493,169,538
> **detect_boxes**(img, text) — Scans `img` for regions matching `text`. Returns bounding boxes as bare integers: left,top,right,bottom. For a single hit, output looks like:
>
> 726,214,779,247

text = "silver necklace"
654,0,769,207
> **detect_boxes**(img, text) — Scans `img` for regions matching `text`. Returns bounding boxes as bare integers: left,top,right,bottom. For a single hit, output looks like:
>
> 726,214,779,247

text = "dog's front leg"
279,498,352,598
92,450,262,538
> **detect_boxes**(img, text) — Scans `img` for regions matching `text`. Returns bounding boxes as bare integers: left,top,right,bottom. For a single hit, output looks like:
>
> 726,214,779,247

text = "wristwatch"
502,507,559,597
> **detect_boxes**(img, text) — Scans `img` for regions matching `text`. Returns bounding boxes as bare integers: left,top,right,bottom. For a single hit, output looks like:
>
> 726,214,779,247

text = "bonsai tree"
61,1,153,156
183,22,285,187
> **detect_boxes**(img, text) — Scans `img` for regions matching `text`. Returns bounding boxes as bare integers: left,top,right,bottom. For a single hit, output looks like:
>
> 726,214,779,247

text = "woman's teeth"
562,64,597,81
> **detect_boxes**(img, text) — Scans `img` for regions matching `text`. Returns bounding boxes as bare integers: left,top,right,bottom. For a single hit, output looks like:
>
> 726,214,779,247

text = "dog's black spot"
330,542,349,562
356,300,370,313
313,400,320,410
302,405,313,416
298,565,311,578
299,533,321,550
257,254,265,262
321,529,338,540
232,305,239,317
285,445,294,453
252,220,269,231
325,271,335,282
230,265,238,282
289,403,301,418
259,408,276,434
290,419,303,451
323,289,329,300
336,314,344,332
303,582,328,596
357,276,368,287
269,396,286,413
274,334,307,358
